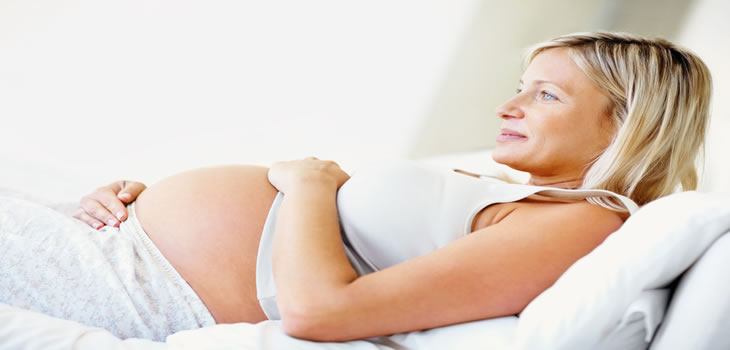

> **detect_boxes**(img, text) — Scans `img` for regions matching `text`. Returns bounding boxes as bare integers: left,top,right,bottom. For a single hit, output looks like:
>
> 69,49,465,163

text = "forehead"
522,48,593,94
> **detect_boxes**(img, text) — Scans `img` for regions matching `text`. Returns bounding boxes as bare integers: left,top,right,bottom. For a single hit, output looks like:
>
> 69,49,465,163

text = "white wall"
0,0,478,200
2,0,726,202
677,0,730,193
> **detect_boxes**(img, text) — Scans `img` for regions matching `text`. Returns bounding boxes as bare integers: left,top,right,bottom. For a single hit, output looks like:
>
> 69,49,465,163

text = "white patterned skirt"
0,195,215,341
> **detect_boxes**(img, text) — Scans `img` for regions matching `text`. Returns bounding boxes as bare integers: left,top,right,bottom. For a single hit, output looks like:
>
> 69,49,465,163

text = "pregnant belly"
134,165,278,324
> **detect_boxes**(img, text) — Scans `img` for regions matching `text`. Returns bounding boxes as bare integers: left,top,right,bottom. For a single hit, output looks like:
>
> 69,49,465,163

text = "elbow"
278,298,331,341
280,311,340,342
281,315,324,341
277,281,363,341
279,300,353,342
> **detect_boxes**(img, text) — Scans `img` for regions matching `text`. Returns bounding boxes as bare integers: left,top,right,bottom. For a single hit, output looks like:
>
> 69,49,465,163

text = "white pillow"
515,191,730,349
649,232,730,349
0,303,164,350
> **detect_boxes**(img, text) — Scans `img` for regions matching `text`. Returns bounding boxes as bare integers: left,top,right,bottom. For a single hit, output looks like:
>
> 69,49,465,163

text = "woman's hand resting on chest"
267,157,350,194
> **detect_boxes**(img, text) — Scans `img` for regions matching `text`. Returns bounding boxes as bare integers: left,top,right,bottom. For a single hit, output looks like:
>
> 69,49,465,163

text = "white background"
1,0,728,202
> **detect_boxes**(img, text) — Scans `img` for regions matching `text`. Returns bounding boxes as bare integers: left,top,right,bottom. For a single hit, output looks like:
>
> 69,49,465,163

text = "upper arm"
298,201,623,341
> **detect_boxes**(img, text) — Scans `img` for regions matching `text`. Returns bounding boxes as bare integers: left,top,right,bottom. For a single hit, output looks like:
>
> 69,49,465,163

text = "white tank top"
255,160,638,319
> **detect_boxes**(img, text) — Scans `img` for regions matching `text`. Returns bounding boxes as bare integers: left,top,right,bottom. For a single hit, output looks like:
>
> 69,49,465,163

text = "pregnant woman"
2,31,711,342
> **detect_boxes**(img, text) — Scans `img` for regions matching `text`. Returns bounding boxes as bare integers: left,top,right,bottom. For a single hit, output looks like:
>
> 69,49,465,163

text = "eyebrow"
519,79,571,94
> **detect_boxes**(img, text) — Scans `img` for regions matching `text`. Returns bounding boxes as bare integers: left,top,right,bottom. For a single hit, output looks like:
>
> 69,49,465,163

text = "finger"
118,181,146,204
73,208,105,230
80,196,120,227
92,186,131,222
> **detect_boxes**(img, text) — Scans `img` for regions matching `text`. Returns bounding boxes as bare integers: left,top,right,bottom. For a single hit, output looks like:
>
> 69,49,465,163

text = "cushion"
649,232,730,349
515,191,730,349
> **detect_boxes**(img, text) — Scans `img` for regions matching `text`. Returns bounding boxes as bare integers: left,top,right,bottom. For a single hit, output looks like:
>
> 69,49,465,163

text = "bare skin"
133,165,277,323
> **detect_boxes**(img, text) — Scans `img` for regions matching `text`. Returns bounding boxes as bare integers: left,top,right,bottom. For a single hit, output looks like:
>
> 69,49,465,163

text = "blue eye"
541,91,558,101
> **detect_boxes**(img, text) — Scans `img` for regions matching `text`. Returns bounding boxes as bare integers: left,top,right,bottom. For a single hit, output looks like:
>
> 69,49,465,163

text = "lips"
496,128,527,142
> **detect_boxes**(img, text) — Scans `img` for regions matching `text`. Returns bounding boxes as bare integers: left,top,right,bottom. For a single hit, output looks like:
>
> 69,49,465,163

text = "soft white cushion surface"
649,232,730,350
516,191,730,349
0,303,164,350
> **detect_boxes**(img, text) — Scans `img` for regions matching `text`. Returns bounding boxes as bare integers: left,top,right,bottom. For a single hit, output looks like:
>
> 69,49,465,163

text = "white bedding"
0,293,661,350
2,154,730,349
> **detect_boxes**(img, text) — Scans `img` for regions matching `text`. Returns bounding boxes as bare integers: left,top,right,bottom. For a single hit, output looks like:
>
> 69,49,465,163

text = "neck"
527,175,584,189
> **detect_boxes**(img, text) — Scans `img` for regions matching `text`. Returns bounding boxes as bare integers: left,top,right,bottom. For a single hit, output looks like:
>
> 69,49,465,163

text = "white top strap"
531,187,640,214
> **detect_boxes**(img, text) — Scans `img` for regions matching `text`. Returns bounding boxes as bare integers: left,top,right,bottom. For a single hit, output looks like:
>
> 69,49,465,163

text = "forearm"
271,181,358,320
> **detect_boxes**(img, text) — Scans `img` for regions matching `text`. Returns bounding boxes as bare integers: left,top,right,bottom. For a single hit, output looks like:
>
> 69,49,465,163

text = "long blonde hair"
526,32,713,209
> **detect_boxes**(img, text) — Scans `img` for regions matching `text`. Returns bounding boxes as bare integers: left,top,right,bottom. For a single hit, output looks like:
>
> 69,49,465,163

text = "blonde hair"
526,32,713,210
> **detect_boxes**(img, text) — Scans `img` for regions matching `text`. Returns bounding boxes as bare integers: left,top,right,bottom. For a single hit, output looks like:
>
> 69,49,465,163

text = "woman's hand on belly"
73,180,147,229
268,157,350,194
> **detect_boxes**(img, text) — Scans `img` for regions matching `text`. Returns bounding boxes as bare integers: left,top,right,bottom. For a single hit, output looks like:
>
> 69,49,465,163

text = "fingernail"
116,212,124,220
108,218,118,226
119,193,131,200
92,222,102,229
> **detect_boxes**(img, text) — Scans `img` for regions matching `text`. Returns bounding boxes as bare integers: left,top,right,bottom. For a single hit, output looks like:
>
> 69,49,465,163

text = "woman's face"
492,48,614,186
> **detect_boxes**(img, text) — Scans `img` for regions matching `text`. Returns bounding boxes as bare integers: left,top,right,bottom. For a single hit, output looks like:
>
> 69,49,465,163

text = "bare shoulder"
496,198,626,250
464,199,625,314
533,198,625,222
549,199,625,232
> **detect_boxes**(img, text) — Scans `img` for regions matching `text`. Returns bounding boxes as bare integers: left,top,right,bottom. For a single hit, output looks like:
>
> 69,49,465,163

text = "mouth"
496,128,527,142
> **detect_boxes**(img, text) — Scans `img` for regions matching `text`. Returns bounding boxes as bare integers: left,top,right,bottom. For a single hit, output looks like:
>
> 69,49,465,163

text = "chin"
492,148,528,172
491,147,513,165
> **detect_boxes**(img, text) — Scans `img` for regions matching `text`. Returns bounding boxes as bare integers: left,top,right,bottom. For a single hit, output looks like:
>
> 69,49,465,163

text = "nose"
495,94,525,120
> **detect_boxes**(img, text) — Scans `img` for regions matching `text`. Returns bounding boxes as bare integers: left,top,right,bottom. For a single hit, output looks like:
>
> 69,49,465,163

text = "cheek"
571,121,613,161
584,111,615,146
529,117,568,150
532,114,597,159
597,115,617,149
